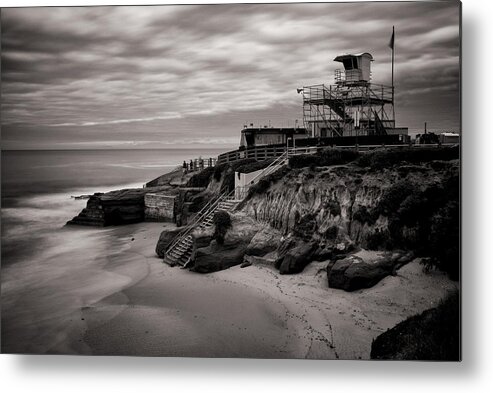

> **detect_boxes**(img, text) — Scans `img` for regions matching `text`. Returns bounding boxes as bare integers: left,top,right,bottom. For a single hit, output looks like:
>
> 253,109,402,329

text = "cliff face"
150,147,458,283
67,186,173,226
240,160,459,251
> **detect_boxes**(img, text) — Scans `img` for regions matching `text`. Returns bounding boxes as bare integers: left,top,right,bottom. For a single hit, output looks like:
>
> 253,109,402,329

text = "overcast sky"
1,1,460,150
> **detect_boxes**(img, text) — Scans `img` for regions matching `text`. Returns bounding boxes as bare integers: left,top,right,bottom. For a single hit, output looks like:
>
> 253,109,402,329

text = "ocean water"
0,148,228,353
1,148,226,262
1,148,226,200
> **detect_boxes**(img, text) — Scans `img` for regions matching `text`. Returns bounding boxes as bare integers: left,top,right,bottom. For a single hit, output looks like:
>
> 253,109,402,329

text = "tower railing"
302,82,395,137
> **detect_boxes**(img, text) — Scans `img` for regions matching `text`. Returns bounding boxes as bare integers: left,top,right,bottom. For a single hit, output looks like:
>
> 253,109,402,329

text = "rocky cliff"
154,147,459,281
239,158,459,256
67,187,167,226
68,164,208,227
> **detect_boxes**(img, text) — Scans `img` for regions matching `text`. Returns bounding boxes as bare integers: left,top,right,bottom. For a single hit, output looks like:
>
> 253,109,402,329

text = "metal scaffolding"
302,75,395,138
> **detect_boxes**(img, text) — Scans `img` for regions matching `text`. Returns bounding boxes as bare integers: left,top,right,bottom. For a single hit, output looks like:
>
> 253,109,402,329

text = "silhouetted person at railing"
209,157,213,167
182,160,187,175
189,159,194,172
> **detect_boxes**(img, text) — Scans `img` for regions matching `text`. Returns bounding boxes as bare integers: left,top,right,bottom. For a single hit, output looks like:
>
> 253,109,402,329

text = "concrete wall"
235,168,263,188
234,165,282,200
144,192,177,222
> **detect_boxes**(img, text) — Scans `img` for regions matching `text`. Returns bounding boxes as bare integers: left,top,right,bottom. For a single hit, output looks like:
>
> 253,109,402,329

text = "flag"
389,27,395,50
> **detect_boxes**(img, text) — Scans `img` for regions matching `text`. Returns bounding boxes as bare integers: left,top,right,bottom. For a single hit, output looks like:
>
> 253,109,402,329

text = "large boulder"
245,226,282,257
193,239,249,273
243,251,278,267
191,213,261,273
275,235,298,266
325,257,356,289
277,240,317,275
327,251,414,291
310,238,356,263
370,291,460,360
155,227,183,258
340,257,394,291
312,246,334,262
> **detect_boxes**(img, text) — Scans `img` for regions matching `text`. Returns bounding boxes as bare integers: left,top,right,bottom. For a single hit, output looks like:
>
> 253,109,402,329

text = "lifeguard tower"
302,52,406,138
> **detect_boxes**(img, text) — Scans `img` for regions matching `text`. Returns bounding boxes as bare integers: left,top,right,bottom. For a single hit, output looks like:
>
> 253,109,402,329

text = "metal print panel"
0,1,461,360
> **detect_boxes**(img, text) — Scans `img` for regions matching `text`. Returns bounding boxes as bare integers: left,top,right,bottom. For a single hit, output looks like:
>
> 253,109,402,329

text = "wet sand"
2,221,458,358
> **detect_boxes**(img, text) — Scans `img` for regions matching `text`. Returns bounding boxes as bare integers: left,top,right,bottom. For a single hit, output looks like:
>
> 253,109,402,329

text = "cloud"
1,1,460,149
50,113,182,127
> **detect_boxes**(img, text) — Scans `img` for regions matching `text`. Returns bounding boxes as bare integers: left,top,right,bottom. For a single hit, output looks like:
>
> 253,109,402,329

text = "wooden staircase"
162,151,289,268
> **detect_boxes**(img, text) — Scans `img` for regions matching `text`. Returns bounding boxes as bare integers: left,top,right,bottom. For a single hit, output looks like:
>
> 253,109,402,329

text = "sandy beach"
5,221,455,359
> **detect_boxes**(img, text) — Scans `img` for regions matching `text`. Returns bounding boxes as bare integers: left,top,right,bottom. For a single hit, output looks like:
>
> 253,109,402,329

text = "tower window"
343,59,353,70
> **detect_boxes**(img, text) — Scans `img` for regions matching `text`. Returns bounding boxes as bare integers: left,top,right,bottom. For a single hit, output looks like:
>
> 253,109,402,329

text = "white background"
0,0,491,392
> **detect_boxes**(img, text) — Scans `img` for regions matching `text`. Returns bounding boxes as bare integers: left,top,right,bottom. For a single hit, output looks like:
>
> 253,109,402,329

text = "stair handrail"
246,150,288,187
186,191,227,229
165,151,288,260
164,197,222,256
189,195,224,229
164,190,229,255
175,189,236,269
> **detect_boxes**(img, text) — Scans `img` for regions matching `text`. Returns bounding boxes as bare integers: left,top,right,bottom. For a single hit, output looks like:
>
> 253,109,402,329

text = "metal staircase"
162,151,289,268
303,85,353,138
322,85,354,136
373,111,388,136
163,190,237,267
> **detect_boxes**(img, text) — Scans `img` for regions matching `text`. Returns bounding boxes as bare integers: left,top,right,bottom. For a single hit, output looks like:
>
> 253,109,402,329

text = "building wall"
440,134,460,144
241,128,308,147
386,128,409,136
144,193,177,222
255,133,285,146
234,165,282,199
311,122,407,138
235,169,262,188
360,55,372,82
234,169,262,199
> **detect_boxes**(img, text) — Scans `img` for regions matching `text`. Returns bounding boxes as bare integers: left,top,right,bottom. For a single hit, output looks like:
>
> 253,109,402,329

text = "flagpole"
392,26,395,125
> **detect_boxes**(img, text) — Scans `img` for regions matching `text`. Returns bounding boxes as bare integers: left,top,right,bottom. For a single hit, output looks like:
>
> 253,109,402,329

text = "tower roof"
333,52,373,62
